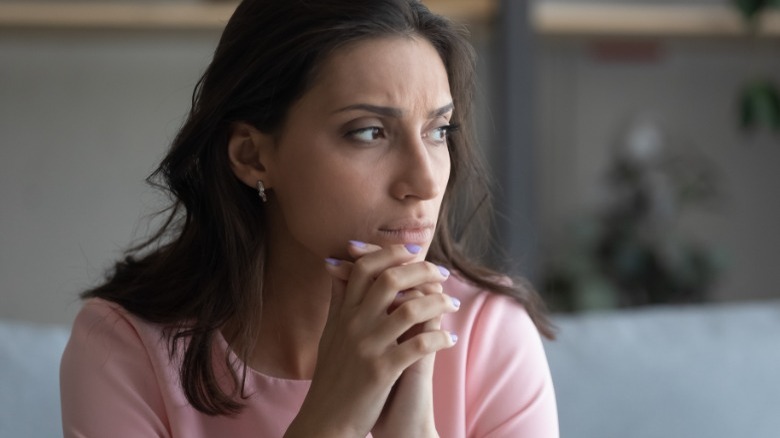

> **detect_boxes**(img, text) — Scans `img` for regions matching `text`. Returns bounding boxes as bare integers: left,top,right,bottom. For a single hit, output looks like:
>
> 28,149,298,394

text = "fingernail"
349,240,367,248
404,244,422,254
325,258,341,266
396,291,406,299
450,333,458,345
450,296,460,308
438,265,450,278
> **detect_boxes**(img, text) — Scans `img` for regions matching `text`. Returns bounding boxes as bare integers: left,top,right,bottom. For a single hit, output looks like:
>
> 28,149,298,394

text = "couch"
544,300,780,438
2,300,779,437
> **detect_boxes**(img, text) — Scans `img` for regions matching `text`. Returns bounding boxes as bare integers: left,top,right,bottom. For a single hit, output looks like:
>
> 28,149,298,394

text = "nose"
389,134,448,201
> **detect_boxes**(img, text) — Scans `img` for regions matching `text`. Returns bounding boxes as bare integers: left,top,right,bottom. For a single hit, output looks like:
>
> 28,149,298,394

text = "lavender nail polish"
325,258,341,266
450,333,459,344
438,265,451,278
450,297,460,308
404,243,422,254
349,240,367,248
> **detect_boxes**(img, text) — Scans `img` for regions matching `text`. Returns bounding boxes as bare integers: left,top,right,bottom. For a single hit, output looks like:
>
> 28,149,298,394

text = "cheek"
275,163,377,256
436,149,452,196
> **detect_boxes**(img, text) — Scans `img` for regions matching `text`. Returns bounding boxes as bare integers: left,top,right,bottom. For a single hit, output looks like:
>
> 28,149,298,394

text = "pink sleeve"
465,294,559,438
60,300,170,438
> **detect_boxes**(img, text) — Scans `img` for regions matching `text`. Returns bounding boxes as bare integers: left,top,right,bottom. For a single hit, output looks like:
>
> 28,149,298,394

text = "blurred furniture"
2,300,779,437
0,319,69,438
545,300,780,438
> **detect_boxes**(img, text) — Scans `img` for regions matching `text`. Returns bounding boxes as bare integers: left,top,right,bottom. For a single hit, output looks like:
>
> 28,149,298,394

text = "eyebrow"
333,102,454,119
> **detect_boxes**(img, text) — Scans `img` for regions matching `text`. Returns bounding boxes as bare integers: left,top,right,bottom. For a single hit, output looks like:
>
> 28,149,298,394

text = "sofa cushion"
544,300,780,438
0,319,69,438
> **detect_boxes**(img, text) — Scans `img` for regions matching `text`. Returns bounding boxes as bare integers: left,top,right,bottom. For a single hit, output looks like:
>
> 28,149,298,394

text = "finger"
375,293,459,345
389,290,428,344
398,315,442,344
389,289,425,314
361,261,449,316
343,244,421,308
388,329,458,370
325,257,353,282
411,281,444,296
346,240,383,258
388,281,444,314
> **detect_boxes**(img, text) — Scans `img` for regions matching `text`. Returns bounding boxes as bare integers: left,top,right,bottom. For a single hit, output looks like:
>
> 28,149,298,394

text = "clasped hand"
285,241,460,438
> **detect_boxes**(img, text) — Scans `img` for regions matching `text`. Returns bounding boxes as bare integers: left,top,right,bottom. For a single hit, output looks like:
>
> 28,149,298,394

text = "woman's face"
265,36,453,261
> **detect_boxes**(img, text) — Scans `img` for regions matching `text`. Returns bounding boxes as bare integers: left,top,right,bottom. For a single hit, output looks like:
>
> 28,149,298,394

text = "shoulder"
65,298,165,356
436,275,559,437
61,298,171,386
442,274,539,342
440,274,549,385
61,299,174,436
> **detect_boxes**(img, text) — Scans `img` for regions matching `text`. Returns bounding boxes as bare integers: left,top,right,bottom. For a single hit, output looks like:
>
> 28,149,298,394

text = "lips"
378,219,435,244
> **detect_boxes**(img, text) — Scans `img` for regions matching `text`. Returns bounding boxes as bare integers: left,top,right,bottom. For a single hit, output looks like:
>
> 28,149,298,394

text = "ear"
227,122,275,189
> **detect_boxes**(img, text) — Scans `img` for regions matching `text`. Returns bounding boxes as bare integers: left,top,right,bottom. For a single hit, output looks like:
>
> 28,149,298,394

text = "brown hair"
84,0,553,416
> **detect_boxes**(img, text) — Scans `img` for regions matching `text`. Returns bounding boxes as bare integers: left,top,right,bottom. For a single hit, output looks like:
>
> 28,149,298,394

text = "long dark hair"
84,0,553,416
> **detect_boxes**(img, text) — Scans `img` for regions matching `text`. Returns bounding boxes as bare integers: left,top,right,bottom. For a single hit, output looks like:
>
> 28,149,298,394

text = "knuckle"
410,335,432,353
353,257,371,274
377,268,403,290
424,283,443,295
425,262,440,278
406,289,425,299
395,301,417,320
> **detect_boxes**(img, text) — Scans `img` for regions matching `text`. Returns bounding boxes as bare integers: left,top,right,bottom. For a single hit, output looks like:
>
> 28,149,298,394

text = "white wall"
0,30,220,325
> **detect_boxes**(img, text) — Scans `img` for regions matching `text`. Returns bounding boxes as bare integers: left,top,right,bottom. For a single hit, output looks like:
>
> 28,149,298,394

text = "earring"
257,180,268,203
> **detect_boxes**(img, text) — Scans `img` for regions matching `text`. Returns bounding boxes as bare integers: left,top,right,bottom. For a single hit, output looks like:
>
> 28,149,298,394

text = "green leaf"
733,0,771,20
739,80,780,131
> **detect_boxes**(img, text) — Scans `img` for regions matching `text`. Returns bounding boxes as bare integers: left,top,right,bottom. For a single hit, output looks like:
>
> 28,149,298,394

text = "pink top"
60,276,558,437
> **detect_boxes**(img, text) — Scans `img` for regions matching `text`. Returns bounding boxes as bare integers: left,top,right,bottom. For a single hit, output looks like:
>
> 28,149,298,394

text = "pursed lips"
377,220,435,244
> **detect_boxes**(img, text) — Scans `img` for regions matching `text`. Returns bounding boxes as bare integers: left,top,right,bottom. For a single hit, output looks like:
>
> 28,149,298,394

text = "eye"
426,123,459,144
346,126,385,143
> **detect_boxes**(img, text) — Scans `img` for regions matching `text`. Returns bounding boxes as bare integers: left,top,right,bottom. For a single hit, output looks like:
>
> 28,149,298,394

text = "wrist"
285,414,365,438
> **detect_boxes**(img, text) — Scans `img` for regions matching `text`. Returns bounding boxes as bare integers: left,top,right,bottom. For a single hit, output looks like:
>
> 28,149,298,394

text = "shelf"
0,2,779,38
0,3,235,30
533,3,780,38
0,1,495,30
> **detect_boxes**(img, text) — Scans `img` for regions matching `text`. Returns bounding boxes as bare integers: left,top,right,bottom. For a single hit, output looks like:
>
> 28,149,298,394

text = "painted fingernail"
451,296,460,308
349,240,367,248
325,258,341,266
404,244,422,254
438,265,450,278
396,291,406,299
450,333,459,345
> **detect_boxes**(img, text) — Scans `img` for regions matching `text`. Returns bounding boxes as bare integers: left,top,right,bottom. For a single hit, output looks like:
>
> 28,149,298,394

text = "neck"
242,220,332,380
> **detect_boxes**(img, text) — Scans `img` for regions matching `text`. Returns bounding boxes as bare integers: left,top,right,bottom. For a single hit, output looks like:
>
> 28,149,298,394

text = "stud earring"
257,180,268,203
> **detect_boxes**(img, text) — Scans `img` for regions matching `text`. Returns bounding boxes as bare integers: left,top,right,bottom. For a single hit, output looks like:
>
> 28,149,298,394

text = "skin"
228,36,459,437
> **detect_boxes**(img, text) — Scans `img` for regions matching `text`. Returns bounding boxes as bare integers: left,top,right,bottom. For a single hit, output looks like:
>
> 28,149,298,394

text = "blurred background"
2,0,779,324
2,1,780,437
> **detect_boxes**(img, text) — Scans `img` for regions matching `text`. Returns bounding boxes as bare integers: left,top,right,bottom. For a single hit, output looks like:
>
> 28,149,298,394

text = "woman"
60,0,558,436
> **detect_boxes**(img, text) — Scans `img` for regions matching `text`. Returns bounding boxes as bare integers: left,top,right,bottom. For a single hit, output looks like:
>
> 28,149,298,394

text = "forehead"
302,36,452,113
